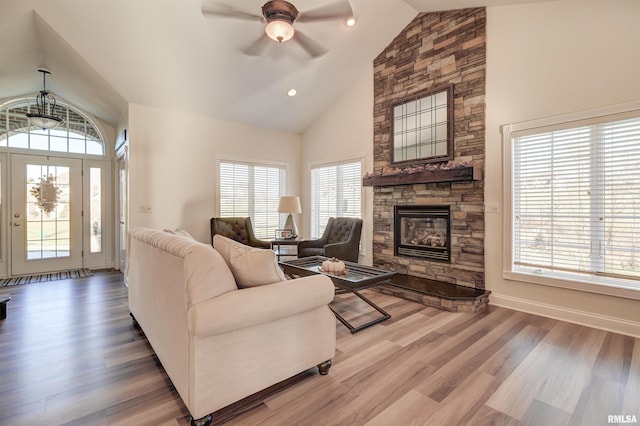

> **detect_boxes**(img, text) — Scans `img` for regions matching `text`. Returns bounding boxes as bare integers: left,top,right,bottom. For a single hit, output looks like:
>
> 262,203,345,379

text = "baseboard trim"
490,293,640,338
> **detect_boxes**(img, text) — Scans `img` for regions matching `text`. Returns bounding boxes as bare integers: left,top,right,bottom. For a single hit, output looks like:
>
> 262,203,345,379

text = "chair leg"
317,359,332,375
191,414,212,426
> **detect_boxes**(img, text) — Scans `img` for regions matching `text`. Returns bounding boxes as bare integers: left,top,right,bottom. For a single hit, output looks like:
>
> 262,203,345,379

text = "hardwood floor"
0,272,638,425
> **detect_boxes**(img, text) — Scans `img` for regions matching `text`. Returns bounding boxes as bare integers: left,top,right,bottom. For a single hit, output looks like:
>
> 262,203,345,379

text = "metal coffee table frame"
279,256,396,333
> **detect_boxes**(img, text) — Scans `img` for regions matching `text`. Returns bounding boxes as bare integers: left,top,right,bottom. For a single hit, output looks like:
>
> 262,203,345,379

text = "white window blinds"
310,160,362,238
512,116,640,284
219,160,285,240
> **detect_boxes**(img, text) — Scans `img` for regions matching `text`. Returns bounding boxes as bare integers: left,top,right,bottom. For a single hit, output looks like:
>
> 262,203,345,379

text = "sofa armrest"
188,274,335,337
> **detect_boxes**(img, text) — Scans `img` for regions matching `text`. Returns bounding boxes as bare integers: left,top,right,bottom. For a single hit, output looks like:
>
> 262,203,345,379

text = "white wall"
486,0,640,336
127,103,302,243
301,66,374,265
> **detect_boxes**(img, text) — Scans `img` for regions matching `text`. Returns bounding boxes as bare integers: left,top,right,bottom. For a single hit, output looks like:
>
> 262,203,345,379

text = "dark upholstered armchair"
298,217,363,263
210,217,271,249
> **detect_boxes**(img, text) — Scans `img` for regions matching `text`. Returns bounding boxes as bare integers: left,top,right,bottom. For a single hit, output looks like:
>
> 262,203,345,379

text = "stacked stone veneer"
372,8,486,288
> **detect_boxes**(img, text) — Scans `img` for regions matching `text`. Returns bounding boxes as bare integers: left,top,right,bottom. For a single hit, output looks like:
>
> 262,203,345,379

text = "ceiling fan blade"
293,30,328,58
201,3,263,22
296,0,353,23
243,33,271,56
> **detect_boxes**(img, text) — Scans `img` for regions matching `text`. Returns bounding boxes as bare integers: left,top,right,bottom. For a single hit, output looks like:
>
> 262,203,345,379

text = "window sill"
503,269,640,301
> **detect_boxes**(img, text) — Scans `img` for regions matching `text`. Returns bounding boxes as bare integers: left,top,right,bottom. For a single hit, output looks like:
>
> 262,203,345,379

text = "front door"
11,154,83,275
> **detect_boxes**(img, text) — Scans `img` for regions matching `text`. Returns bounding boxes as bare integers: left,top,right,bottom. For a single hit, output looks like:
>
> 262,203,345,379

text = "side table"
270,239,301,261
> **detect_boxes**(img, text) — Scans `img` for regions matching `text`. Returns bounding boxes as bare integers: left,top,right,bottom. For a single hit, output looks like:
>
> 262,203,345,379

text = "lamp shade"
278,196,301,214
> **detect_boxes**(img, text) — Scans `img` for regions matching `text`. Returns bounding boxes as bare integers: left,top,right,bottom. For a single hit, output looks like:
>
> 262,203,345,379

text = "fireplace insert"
394,205,451,262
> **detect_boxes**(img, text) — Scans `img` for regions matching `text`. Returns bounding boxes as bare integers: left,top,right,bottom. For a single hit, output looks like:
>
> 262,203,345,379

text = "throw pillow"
213,234,286,288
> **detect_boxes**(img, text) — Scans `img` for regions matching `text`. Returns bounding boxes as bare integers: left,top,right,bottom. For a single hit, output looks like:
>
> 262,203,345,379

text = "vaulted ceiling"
0,0,549,133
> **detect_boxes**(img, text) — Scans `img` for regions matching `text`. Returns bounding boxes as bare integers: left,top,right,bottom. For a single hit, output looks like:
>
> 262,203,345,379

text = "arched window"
0,99,105,155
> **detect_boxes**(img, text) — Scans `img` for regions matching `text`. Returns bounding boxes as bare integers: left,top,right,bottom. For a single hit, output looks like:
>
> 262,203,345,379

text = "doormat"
0,268,93,287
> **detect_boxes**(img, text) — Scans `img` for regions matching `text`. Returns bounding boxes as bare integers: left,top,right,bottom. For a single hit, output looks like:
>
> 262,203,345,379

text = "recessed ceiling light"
345,17,356,27
287,89,297,97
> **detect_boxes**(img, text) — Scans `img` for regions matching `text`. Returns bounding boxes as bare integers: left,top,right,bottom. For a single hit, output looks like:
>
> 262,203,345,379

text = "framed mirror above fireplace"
391,84,454,166
394,205,451,263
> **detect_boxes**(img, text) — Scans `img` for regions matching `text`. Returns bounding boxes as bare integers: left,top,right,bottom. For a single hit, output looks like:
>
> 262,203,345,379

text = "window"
310,159,362,238
89,167,102,253
218,160,286,240
0,100,104,155
505,106,640,295
392,85,453,165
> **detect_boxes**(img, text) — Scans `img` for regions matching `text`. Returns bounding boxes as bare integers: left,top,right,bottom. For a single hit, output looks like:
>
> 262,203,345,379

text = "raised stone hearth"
376,274,490,313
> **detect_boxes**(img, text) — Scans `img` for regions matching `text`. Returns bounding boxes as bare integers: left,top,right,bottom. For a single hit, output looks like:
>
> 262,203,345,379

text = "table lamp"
278,196,301,238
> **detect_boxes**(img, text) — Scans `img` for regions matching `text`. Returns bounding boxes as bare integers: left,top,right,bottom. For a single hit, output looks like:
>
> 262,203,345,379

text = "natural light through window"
0,100,104,155
218,160,286,240
310,160,362,239
26,164,71,259
504,106,640,294
90,167,102,253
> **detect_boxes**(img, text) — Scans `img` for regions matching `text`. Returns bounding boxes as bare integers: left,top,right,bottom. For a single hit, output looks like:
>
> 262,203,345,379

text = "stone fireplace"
395,205,450,263
368,8,486,290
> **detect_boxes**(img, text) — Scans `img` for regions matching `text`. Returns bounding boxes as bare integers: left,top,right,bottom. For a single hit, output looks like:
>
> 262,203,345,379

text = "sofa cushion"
213,235,287,288
130,228,237,306
185,243,238,305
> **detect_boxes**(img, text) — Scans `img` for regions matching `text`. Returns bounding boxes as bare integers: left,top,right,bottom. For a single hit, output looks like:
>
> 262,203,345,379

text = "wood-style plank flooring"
0,272,638,425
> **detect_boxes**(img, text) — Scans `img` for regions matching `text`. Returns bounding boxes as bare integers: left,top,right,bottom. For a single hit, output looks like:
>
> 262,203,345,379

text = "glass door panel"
11,154,82,275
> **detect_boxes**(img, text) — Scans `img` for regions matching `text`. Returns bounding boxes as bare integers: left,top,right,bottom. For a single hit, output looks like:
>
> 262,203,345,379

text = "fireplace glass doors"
394,205,451,262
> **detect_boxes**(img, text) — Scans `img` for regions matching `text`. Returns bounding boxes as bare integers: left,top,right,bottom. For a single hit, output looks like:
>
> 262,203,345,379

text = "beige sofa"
127,228,336,425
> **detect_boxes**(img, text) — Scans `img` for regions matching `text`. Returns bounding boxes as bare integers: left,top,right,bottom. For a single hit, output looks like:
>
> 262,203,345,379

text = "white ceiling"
0,0,550,133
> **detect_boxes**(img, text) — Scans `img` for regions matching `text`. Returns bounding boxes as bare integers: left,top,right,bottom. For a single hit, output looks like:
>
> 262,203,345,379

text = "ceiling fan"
201,0,355,58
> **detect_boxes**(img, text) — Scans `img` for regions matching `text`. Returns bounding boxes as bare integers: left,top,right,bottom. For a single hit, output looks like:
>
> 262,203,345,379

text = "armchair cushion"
327,220,356,244
210,217,271,249
213,235,286,288
298,217,363,262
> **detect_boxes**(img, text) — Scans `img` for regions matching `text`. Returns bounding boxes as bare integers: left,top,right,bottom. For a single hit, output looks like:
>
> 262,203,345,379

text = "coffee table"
279,256,396,333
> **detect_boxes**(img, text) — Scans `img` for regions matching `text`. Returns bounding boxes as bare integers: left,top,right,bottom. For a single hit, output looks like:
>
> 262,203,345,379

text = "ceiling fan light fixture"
345,16,356,27
265,19,295,43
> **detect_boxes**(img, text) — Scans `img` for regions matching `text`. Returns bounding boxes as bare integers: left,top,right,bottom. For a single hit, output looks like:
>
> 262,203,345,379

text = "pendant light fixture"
26,68,64,130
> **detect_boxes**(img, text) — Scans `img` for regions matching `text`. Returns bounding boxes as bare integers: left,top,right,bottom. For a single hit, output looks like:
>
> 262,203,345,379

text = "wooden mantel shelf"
362,166,482,187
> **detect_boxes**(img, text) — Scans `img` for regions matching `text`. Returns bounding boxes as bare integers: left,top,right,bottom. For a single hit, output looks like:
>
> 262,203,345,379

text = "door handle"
14,222,21,227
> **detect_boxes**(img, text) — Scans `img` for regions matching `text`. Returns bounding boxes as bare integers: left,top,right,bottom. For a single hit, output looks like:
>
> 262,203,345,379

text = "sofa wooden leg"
317,359,332,375
191,414,212,426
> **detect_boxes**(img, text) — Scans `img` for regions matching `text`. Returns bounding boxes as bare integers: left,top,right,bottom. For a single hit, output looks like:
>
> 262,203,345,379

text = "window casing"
503,103,640,298
310,159,362,239
218,159,286,240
